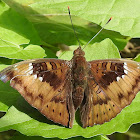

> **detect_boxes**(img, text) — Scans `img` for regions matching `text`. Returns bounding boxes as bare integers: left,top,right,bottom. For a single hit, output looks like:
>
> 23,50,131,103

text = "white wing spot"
14,65,19,71
33,74,37,79
29,63,32,67
117,77,121,81
39,77,43,82
28,70,33,75
28,63,33,71
15,67,18,71
122,75,125,79
124,70,128,74
137,63,140,69
14,64,18,68
123,62,128,70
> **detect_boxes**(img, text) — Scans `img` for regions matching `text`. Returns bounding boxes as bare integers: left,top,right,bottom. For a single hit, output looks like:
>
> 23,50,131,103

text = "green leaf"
0,0,139,139
0,2,46,60
0,64,9,71
9,132,109,140
60,39,121,60
2,0,140,38
0,39,140,139
2,0,128,50
0,2,42,45
134,54,140,62
0,43,46,60
0,81,19,112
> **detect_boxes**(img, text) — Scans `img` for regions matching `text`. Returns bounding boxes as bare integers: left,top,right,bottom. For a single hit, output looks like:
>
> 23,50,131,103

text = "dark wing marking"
80,59,140,127
0,58,75,128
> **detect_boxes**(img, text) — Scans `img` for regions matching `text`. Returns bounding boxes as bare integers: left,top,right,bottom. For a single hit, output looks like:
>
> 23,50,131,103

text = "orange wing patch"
80,59,140,128
0,59,75,128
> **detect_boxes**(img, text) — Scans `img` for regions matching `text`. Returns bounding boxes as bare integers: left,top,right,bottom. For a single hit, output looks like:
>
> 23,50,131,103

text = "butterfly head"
73,46,85,56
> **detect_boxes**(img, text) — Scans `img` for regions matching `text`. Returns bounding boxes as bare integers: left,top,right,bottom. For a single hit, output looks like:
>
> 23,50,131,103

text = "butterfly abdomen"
72,48,89,110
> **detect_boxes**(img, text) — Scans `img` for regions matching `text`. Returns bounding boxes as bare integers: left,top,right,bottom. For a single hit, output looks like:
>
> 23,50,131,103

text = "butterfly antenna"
68,6,81,47
83,17,112,49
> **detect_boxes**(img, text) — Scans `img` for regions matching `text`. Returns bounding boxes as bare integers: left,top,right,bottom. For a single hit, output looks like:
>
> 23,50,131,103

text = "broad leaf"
9,132,109,140
60,39,120,60
134,54,140,62
0,2,42,45
1,0,130,50
0,43,46,60
3,0,140,37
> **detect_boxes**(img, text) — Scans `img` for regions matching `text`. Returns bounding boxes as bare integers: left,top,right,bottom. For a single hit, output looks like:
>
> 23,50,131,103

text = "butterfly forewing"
0,59,75,128
80,59,140,128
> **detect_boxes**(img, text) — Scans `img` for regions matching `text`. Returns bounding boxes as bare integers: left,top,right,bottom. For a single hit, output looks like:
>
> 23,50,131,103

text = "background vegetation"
0,0,140,139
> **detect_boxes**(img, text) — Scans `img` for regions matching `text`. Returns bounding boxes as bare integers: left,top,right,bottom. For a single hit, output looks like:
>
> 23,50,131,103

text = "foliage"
0,0,140,139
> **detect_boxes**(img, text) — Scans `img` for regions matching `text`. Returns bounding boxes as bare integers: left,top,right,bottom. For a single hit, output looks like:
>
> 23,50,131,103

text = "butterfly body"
71,47,89,110
0,47,140,128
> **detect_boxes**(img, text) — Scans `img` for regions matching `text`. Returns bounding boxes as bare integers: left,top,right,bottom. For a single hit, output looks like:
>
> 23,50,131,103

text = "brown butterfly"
0,46,140,128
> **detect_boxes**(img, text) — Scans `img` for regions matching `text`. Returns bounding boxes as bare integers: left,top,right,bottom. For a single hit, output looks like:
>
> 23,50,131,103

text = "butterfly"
0,46,140,128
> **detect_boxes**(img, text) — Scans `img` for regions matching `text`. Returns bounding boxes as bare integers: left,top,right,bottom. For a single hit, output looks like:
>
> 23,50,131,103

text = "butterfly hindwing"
0,59,75,128
80,59,140,127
